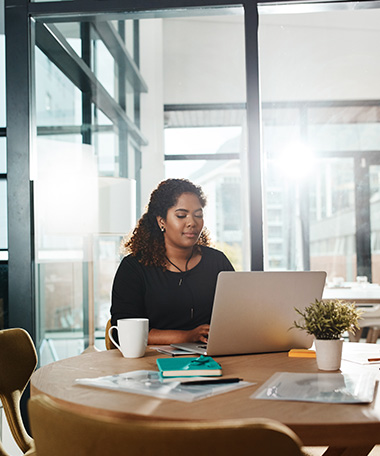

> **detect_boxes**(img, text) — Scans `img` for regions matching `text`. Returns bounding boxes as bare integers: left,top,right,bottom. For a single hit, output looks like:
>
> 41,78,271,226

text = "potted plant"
293,299,362,370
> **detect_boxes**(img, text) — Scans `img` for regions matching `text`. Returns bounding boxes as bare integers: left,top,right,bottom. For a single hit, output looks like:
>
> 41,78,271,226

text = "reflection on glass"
126,79,135,122
0,179,7,249
309,123,380,152
93,236,122,330
370,165,380,284
0,137,6,173
259,6,380,284
36,48,82,127
124,21,135,59
54,23,81,56
93,29,116,98
94,130,118,176
0,35,5,127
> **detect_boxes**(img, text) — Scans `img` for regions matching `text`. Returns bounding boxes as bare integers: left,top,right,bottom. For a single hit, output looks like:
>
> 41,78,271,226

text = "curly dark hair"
122,179,211,268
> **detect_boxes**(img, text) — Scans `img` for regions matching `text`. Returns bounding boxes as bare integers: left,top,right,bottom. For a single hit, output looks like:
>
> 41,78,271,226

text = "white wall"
160,8,380,105
140,19,166,214
259,8,380,101
163,15,246,104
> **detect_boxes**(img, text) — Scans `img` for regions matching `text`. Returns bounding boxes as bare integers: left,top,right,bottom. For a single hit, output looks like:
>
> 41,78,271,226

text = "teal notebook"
156,355,222,378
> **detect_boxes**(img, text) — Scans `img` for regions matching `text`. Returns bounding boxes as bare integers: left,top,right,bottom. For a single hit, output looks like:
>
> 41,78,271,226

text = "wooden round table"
31,345,380,456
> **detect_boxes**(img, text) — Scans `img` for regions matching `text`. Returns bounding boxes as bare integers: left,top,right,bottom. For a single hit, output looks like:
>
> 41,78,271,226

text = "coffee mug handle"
108,326,122,351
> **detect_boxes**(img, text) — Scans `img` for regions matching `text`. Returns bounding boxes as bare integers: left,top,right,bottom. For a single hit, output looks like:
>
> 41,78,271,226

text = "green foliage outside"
293,299,363,340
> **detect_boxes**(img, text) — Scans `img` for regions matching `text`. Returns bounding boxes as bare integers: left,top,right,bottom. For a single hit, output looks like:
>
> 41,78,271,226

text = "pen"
180,377,242,386
368,358,380,362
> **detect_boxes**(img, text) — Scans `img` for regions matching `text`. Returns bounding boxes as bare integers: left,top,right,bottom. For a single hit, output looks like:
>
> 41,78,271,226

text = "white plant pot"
314,338,344,371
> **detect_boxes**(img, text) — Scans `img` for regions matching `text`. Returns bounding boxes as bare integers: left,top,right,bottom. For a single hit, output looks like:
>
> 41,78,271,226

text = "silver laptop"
172,271,326,356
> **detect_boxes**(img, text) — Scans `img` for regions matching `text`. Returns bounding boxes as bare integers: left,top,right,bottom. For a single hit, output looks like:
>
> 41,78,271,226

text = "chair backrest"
28,394,303,456
105,318,116,350
0,328,37,455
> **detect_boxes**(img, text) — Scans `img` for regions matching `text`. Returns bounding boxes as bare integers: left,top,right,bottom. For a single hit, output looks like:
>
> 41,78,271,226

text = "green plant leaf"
292,299,363,340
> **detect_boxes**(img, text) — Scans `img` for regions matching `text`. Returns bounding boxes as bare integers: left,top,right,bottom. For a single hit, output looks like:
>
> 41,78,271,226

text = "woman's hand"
186,324,210,343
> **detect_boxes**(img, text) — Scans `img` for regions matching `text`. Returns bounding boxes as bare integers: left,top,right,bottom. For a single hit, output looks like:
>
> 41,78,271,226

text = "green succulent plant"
293,299,362,340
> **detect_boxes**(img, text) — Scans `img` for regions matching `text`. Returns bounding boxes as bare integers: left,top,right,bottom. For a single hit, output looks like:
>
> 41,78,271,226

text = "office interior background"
1,0,380,366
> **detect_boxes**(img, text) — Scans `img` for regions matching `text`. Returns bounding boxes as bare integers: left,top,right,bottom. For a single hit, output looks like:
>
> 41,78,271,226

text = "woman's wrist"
148,329,192,345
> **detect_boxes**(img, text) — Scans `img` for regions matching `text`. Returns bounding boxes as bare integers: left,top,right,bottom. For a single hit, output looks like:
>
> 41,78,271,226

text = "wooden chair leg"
366,328,380,344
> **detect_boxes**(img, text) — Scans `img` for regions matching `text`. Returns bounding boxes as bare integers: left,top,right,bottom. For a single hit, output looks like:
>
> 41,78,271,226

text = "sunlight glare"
277,142,315,180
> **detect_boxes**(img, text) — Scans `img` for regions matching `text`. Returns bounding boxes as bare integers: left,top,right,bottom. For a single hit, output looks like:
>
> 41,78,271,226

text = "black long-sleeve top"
111,245,234,331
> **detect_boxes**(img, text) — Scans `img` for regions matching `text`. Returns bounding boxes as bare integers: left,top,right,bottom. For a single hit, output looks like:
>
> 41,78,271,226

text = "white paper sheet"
250,371,377,404
75,370,253,402
342,343,380,365
149,346,193,356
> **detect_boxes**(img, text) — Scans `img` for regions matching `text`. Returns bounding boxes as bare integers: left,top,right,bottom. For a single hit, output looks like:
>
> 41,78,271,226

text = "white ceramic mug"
108,318,149,358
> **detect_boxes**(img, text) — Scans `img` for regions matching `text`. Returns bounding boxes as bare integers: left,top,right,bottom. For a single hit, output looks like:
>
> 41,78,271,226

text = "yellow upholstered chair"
29,394,303,456
105,318,116,350
0,328,37,456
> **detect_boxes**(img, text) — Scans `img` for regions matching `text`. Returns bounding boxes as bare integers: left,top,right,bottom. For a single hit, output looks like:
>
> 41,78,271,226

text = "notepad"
288,349,316,358
156,356,222,378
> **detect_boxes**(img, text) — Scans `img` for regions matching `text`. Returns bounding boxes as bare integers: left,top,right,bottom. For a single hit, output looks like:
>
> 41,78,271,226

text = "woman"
111,178,234,345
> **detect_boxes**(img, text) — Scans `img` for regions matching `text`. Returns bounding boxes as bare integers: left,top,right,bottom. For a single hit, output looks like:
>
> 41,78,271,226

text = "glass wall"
34,16,143,363
259,7,380,285
6,0,380,360
33,7,247,364
163,14,247,270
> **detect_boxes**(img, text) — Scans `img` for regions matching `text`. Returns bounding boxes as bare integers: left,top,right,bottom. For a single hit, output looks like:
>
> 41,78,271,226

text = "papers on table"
150,346,193,356
75,370,253,403
251,371,377,404
342,343,380,365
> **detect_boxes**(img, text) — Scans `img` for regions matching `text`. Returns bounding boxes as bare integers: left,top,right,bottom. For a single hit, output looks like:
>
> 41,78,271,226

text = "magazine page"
75,370,253,403
250,371,377,404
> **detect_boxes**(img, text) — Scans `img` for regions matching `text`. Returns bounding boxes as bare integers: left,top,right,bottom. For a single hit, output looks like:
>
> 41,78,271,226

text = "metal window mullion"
299,106,310,270
92,21,147,94
28,0,245,20
165,153,240,160
354,156,372,281
117,22,128,178
81,22,92,146
35,22,148,147
244,2,263,271
133,20,141,130
5,1,35,338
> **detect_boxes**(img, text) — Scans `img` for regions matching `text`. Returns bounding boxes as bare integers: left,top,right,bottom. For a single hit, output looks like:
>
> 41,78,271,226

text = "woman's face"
157,192,204,251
